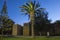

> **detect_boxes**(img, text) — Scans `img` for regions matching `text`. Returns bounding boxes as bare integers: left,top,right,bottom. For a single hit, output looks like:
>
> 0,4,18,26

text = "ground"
0,36,60,40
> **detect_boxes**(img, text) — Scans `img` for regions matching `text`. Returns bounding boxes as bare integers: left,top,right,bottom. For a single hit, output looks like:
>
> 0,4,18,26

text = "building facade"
12,24,23,36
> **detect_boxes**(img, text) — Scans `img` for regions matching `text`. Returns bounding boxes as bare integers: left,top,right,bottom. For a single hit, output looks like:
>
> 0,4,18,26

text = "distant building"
23,23,31,36
12,24,23,36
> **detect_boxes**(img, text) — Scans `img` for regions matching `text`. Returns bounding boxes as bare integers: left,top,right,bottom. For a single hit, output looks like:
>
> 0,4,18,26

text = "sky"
0,0,60,26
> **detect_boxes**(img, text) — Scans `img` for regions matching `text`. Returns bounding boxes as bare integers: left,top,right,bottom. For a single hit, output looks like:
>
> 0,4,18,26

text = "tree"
34,8,51,36
20,1,41,36
0,15,14,35
52,20,60,36
3,19,14,35
0,1,14,39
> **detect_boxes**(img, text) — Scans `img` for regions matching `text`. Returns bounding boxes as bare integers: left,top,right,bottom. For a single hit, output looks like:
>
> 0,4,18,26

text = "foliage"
20,1,42,36
0,16,14,34
20,1,41,18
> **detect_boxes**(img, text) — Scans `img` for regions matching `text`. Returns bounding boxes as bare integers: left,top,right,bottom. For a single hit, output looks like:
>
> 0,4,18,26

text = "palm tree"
20,1,41,36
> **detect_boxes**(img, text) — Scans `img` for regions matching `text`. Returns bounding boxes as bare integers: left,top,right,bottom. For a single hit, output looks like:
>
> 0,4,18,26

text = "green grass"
0,36,60,40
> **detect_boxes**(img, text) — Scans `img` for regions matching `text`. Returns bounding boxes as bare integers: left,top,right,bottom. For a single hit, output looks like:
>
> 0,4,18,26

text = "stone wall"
23,23,31,36
12,24,23,36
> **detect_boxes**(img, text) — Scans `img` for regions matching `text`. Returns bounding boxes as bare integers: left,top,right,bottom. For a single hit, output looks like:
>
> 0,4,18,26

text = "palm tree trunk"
30,13,35,37
31,20,34,36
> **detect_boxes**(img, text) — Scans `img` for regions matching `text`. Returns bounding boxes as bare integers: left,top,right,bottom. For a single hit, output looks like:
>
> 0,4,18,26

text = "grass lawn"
0,36,60,40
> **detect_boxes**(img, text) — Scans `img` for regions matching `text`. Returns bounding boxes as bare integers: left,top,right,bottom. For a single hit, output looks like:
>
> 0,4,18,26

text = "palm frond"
35,2,40,9
33,1,36,9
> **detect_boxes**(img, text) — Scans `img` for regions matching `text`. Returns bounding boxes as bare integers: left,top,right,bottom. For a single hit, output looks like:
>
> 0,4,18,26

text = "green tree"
0,0,14,40
34,8,51,36
0,16,14,35
53,20,60,36
20,1,41,36
3,19,14,35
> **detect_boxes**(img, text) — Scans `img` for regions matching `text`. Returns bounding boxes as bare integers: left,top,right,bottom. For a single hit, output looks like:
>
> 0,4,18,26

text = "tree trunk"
30,13,35,37
1,28,3,40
